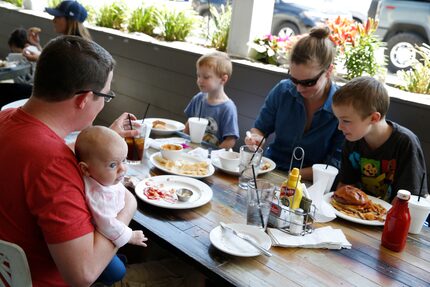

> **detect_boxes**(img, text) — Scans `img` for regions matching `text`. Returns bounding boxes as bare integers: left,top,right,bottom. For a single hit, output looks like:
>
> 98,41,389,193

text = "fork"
219,222,272,257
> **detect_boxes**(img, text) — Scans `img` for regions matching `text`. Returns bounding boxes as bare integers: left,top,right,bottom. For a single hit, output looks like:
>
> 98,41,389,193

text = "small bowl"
176,188,193,202
160,143,183,161
218,150,240,171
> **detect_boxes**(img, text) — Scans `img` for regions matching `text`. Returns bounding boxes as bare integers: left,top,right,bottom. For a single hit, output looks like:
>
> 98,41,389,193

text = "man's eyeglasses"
75,90,116,103
288,70,326,87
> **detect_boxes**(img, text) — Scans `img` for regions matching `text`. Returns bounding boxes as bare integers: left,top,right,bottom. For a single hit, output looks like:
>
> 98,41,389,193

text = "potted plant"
328,17,386,81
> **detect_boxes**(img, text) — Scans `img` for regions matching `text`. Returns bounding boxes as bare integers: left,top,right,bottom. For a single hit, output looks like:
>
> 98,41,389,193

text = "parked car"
374,0,430,72
191,0,351,37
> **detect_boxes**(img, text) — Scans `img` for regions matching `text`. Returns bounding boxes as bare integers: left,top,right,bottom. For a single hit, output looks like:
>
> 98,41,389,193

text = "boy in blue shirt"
184,52,239,149
332,76,428,203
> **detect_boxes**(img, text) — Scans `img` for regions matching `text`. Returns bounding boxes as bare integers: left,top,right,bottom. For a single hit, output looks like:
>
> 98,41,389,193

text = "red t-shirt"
0,108,94,286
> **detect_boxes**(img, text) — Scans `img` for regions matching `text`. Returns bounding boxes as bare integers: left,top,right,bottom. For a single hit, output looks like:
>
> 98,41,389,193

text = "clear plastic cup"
238,145,263,189
246,179,275,230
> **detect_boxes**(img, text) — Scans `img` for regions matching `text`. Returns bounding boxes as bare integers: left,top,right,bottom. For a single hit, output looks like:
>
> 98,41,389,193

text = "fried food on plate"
331,185,387,222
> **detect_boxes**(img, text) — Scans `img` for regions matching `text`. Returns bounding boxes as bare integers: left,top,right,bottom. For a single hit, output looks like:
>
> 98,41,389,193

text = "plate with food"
135,175,212,209
210,223,272,257
323,185,391,226
150,152,215,178
143,118,185,136
211,156,276,176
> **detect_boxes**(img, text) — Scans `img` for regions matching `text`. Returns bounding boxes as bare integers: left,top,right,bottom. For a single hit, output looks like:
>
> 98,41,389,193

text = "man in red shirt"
0,35,139,286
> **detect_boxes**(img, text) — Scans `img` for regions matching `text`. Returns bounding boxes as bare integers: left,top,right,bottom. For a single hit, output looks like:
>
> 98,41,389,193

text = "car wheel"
386,32,425,72
274,22,299,38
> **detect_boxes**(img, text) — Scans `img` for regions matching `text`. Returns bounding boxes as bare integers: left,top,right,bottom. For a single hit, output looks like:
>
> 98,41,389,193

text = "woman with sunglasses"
245,26,344,181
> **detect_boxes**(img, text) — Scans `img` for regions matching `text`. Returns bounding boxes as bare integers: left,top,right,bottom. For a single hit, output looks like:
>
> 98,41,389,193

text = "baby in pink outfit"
75,125,147,248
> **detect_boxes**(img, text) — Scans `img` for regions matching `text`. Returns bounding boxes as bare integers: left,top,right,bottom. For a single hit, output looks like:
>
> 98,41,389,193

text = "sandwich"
331,185,387,221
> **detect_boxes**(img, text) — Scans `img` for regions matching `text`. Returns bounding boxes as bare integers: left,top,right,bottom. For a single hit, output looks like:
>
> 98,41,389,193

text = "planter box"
0,3,429,179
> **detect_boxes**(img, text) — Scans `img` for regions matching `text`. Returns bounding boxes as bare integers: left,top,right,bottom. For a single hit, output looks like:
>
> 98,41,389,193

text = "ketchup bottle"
381,190,411,252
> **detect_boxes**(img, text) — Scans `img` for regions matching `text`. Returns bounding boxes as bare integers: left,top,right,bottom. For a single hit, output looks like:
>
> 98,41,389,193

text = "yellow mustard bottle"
280,168,303,209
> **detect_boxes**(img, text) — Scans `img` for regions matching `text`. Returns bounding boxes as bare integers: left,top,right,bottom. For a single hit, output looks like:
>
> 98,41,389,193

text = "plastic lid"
397,189,411,200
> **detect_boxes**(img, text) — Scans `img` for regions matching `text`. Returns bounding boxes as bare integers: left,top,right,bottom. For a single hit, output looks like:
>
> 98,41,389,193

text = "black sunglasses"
288,70,326,87
75,90,116,103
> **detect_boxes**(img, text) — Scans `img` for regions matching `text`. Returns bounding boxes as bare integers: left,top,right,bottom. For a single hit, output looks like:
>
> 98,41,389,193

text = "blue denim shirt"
254,79,345,170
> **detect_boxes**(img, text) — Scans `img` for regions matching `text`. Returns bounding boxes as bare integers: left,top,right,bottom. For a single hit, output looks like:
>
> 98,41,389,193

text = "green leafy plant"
83,4,96,25
128,5,160,36
157,7,195,41
48,0,61,8
397,44,430,95
96,1,128,31
4,0,22,7
208,5,231,51
328,17,385,80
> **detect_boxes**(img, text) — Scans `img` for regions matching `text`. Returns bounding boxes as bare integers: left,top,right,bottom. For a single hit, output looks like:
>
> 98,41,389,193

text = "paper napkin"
267,226,351,249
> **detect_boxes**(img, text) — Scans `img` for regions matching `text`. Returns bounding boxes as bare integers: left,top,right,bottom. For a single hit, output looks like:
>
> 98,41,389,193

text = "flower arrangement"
248,34,302,66
328,16,386,80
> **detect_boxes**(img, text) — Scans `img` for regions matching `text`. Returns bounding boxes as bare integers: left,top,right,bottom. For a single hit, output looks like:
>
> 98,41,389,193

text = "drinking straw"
142,103,150,123
252,165,265,229
250,134,266,162
198,100,203,120
325,149,335,169
418,172,426,202
127,113,138,160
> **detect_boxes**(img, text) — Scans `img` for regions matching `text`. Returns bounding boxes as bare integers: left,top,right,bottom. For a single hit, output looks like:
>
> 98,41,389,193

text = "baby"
75,126,147,284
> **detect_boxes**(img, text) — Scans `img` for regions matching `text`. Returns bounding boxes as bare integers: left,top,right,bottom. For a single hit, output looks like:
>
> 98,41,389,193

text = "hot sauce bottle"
381,189,411,252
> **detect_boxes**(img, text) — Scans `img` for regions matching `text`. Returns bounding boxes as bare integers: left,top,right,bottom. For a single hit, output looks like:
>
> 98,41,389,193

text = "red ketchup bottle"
381,189,411,252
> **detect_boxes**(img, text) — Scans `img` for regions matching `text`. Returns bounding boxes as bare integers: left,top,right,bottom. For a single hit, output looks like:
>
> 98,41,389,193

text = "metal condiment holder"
268,146,315,236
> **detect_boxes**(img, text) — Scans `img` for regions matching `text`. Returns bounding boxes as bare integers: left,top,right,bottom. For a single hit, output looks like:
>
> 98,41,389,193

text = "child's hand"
22,47,41,62
129,230,148,247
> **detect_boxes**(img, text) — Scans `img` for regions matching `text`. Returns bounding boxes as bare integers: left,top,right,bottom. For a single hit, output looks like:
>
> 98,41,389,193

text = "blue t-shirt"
184,92,239,145
254,79,344,170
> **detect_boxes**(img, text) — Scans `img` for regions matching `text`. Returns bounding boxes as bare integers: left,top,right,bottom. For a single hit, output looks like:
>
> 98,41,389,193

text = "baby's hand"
245,131,264,147
129,230,148,247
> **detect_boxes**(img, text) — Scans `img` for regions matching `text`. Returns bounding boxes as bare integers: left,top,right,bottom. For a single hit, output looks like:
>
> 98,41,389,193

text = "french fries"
154,155,209,176
331,197,387,222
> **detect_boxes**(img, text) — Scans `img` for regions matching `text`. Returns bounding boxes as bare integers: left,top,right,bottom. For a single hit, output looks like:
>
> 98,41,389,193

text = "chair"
0,240,32,287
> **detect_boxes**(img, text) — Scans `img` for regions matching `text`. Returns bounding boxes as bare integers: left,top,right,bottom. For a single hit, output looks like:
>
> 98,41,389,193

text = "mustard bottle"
280,168,303,209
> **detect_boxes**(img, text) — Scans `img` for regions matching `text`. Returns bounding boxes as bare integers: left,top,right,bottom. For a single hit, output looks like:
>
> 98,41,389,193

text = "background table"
0,63,31,81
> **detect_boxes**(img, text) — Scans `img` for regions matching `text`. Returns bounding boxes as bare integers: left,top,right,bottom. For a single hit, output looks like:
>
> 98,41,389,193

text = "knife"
219,222,272,257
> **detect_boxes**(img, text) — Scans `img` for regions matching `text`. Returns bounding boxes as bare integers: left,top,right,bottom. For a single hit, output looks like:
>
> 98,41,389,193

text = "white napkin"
307,179,336,223
267,226,351,249
149,137,187,150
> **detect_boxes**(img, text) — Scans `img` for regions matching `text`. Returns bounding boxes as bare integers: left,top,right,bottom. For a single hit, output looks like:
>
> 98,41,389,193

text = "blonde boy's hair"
197,51,233,80
333,76,390,119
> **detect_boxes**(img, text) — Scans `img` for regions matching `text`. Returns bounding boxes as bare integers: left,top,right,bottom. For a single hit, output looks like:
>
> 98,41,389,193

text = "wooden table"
0,63,31,81
127,144,430,287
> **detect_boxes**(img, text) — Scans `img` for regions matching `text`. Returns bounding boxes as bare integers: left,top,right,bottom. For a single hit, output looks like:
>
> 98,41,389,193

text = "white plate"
210,223,272,257
323,192,392,226
143,118,185,136
150,152,215,178
211,156,276,176
135,175,212,209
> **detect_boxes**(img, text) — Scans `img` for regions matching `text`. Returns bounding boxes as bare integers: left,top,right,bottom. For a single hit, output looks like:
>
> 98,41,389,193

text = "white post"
227,0,275,58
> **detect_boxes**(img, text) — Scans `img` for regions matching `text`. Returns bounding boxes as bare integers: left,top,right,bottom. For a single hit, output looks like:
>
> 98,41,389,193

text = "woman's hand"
110,112,140,138
244,130,265,147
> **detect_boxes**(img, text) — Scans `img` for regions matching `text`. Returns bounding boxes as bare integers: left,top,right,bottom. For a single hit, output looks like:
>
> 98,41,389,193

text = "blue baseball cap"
45,1,88,23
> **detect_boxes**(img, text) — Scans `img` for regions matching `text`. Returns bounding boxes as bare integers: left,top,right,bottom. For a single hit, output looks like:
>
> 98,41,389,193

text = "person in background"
332,76,428,203
184,51,239,149
75,126,148,285
245,26,344,180
23,0,91,62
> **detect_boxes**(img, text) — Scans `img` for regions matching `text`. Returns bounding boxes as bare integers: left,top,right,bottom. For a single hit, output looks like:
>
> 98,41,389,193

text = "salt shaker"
290,208,304,235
